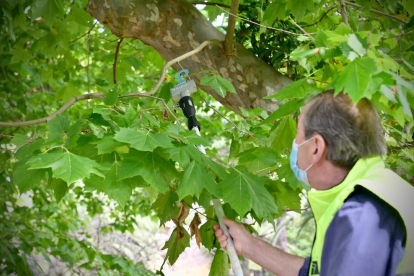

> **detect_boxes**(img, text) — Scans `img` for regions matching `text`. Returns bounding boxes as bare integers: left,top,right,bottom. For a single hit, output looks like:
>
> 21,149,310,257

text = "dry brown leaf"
176,225,185,241
189,213,202,248
177,203,189,225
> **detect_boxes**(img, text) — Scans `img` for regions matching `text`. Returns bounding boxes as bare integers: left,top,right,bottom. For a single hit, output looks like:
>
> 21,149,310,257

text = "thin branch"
289,16,315,40
0,40,221,127
113,38,124,84
198,93,255,138
215,5,304,36
0,93,105,127
339,0,349,26
224,0,240,56
141,39,222,96
301,6,337,27
0,134,14,138
344,1,408,24
191,1,230,8
69,23,97,43
119,94,181,124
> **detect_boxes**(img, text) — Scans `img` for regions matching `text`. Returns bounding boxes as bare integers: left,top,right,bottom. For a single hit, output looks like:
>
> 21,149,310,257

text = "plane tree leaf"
220,168,278,222
27,150,105,184
114,128,172,151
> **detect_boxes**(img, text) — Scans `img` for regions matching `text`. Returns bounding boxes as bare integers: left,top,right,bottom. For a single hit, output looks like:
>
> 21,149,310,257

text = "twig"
141,39,222,96
301,6,337,27
344,1,408,24
182,201,215,221
198,93,255,138
0,93,105,127
224,0,240,56
0,40,222,127
339,0,349,26
0,134,14,138
289,16,315,40
113,38,124,84
69,23,97,43
120,94,181,124
215,5,304,36
191,1,230,8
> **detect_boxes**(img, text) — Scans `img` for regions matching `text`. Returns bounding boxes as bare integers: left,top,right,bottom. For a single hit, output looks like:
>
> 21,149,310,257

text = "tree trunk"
85,0,292,114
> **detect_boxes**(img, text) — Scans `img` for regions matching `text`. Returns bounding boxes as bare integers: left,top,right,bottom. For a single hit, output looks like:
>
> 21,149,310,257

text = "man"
214,91,414,276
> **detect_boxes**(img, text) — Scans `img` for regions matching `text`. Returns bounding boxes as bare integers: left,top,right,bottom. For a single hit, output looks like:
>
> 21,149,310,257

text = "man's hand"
213,217,253,257
213,217,306,276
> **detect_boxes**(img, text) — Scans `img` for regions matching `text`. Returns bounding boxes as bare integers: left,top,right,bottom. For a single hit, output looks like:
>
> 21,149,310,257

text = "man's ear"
312,134,326,163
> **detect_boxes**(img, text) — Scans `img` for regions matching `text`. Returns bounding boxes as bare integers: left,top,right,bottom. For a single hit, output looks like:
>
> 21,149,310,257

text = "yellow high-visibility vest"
307,157,414,275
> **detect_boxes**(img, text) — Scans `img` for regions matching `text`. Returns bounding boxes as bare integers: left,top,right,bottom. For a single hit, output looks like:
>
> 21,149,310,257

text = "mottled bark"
86,0,292,114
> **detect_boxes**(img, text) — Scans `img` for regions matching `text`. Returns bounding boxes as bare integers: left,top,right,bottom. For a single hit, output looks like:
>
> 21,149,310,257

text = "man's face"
295,107,314,173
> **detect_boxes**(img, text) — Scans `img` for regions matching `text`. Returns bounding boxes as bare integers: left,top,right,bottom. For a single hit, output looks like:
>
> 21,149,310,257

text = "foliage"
0,0,413,275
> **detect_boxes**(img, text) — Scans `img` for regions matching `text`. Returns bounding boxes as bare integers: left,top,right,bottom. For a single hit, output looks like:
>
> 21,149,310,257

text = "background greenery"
0,0,413,275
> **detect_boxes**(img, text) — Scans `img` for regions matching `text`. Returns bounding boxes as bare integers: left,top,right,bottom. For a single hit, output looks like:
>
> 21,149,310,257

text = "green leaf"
208,250,229,276
287,0,314,19
236,147,280,173
27,150,105,184
199,220,217,251
261,99,304,124
31,0,64,27
48,115,71,143
165,143,203,168
114,128,172,151
48,178,67,203
141,112,160,127
200,75,236,97
347,34,366,57
265,79,319,101
11,134,29,146
268,116,296,152
161,229,190,266
176,160,220,200
266,181,301,213
220,168,278,221
96,135,125,155
56,85,81,103
66,119,84,148
263,0,287,24
333,57,377,102
88,122,105,139
84,160,136,208
13,161,46,193
104,85,119,105
15,139,45,160
152,191,179,225
118,150,179,193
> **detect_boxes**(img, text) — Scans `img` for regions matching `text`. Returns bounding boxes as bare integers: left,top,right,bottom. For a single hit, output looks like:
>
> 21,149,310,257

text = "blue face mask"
290,137,314,186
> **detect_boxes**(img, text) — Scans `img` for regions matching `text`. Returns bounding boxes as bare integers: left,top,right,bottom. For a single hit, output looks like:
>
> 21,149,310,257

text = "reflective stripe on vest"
307,157,414,275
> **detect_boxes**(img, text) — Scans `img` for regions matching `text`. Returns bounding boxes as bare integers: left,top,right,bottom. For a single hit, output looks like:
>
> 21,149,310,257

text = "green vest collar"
308,156,384,224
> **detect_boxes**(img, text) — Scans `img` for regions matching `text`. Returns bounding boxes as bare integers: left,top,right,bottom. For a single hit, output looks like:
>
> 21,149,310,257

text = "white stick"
192,127,244,276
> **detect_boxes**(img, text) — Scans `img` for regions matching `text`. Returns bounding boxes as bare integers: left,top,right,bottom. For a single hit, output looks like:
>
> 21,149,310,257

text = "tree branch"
190,1,230,8
0,40,222,127
301,6,337,27
224,0,240,56
113,38,124,84
198,92,255,138
215,5,304,36
344,1,408,24
141,40,222,96
339,0,349,26
289,16,315,40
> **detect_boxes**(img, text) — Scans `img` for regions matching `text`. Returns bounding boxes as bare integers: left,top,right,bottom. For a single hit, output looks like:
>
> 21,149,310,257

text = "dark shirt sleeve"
320,186,406,276
298,257,311,276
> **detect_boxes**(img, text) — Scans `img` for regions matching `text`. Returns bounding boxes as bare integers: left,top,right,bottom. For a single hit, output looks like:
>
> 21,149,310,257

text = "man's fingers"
218,234,228,243
213,224,220,230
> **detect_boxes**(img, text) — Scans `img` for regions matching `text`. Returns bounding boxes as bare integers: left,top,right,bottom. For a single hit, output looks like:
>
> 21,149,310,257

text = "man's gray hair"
304,90,387,169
